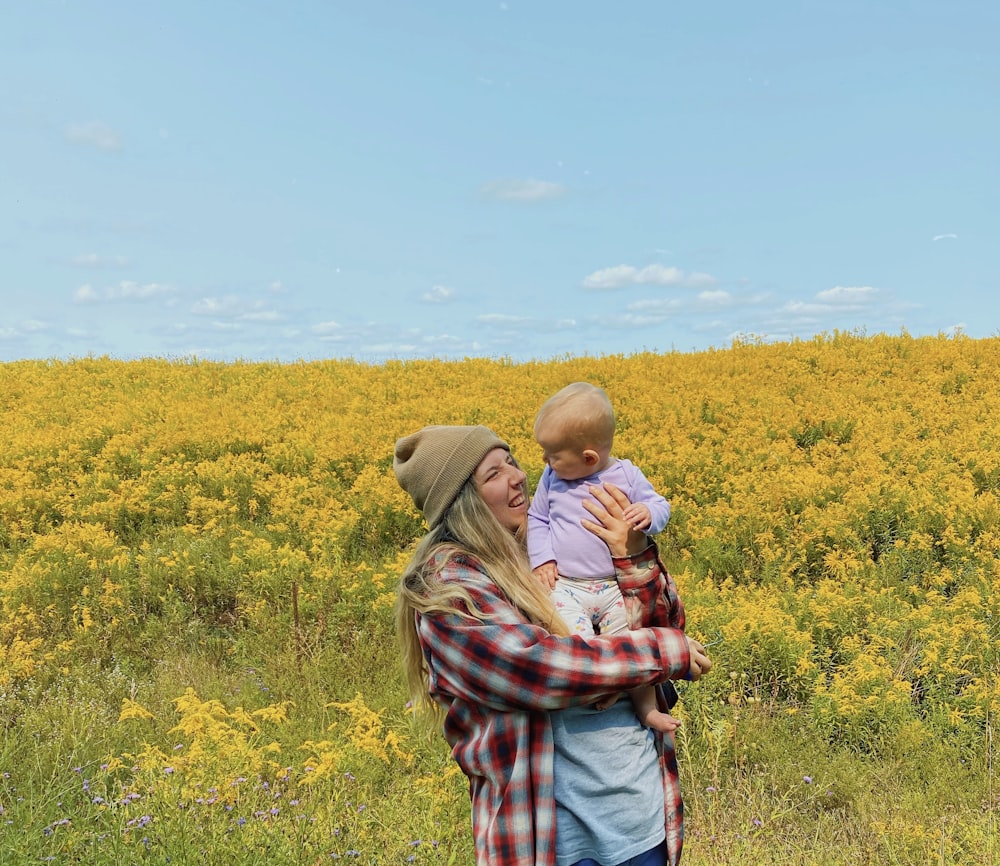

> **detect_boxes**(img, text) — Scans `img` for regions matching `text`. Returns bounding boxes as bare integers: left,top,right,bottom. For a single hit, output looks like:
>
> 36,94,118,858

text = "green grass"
1,592,993,866
675,700,993,865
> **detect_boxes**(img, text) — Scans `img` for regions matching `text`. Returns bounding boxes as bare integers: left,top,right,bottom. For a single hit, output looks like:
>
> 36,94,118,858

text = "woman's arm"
612,543,684,631
417,561,691,713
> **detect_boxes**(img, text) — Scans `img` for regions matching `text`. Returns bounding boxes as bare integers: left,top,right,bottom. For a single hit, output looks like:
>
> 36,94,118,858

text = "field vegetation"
0,331,996,864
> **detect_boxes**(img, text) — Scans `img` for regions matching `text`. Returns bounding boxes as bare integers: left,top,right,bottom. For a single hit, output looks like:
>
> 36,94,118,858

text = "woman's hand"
580,482,649,558
685,637,712,680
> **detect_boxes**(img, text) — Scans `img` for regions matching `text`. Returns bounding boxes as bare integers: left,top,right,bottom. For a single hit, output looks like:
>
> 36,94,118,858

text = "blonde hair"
395,476,570,726
534,382,616,452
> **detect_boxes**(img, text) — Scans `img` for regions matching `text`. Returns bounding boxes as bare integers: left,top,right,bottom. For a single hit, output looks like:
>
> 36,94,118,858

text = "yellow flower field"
0,332,996,864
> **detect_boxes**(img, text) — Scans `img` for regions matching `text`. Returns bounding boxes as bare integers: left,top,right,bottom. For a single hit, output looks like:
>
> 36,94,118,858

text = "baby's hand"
622,503,652,531
533,561,559,590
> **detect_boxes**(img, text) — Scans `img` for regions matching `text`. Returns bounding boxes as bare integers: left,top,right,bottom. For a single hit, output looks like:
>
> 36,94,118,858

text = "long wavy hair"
395,475,570,726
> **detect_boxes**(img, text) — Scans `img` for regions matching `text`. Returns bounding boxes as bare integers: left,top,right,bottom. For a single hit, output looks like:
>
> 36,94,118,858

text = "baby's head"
533,382,615,481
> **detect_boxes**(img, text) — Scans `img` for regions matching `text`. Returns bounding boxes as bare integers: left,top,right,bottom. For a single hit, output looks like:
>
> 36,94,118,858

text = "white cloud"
746,285,898,342
780,300,831,317
479,313,533,326
71,253,129,268
481,178,566,201
348,316,586,362
603,311,669,328
776,287,881,320
192,296,242,316
583,265,645,290
687,272,718,288
420,333,465,348
311,321,343,335
635,265,688,285
629,289,756,317
0,323,48,343
74,284,100,304
476,313,583,336
108,281,173,300
582,264,714,290
932,233,958,241
367,342,419,354
75,281,173,303
191,295,282,323
628,298,683,314
422,285,455,303
697,290,733,306
65,121,121,151
816,285,879,305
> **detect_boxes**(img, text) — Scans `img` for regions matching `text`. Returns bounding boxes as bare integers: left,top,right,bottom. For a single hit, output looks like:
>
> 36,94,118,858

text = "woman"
394,425,710,866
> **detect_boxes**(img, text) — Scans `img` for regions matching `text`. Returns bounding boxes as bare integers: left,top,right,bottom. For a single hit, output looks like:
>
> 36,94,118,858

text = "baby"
527,382,680,732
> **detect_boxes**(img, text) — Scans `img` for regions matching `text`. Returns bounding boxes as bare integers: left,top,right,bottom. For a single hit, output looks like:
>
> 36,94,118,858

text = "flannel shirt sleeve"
614,542,686,633
418,558,690,713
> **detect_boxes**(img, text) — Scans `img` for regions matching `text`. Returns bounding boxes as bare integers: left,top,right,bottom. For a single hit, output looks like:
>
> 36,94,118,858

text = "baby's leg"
630,685,681,733
592,582,681,730
591,577,629,636
550,577,597,637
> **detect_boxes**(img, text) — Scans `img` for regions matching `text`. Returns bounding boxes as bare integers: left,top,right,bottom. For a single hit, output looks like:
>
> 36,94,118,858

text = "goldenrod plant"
0,332,995,864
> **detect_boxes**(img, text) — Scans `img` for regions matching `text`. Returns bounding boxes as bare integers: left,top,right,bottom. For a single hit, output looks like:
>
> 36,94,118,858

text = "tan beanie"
394,425,510,527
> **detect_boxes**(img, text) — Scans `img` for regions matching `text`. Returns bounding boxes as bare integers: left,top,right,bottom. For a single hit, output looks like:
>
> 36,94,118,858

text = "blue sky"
2,1,997,363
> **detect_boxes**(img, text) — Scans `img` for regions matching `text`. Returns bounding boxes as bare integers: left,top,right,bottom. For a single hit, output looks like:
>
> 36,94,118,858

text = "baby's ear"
582,449,600,466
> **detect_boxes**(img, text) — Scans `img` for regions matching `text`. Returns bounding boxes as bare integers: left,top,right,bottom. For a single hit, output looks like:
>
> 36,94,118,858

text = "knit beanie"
394,425,510,528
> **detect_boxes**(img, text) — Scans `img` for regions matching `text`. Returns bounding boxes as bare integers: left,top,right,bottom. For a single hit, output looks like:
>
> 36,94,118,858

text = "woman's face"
473,447,529,533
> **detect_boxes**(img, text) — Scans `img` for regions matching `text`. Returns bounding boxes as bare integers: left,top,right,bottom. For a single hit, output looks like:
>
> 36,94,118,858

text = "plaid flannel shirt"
416,544,690,866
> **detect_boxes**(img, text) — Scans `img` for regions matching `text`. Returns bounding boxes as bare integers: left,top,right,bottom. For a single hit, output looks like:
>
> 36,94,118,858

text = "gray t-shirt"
551,701,665,866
